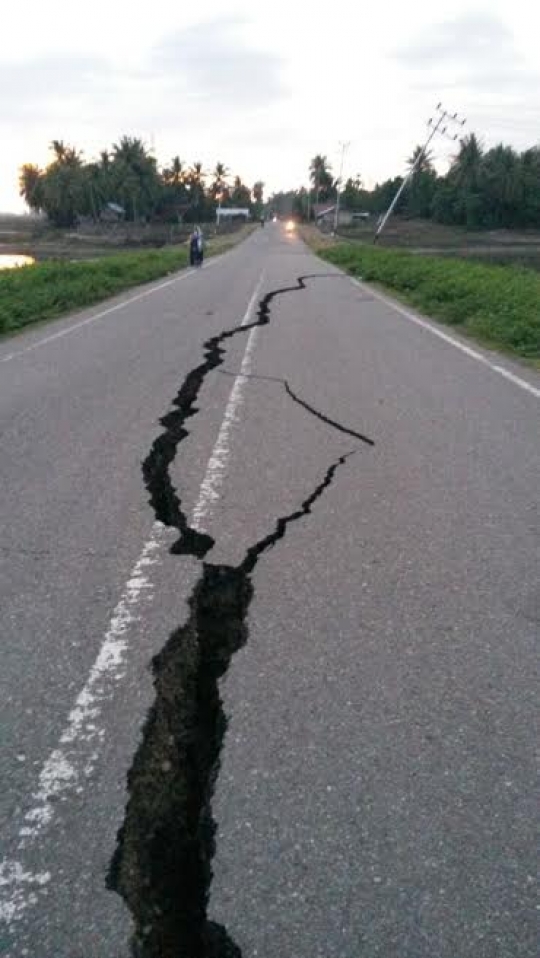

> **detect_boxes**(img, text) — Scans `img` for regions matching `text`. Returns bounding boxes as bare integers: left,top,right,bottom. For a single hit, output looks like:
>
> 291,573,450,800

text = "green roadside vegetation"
311,239,540,363
0,226,254,337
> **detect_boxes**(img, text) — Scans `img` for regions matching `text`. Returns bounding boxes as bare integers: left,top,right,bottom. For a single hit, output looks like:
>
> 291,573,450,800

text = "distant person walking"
189,226,204,267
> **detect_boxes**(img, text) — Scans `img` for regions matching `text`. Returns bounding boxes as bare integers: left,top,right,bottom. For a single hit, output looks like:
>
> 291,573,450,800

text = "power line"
333,141,351,233
374,104,466,243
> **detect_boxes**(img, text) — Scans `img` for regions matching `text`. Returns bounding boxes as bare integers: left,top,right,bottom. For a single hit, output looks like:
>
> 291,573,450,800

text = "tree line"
19,138,265,227
269,136,540,230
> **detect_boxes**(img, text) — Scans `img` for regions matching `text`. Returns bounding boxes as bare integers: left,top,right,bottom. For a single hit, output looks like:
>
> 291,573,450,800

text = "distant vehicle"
285,220,295,232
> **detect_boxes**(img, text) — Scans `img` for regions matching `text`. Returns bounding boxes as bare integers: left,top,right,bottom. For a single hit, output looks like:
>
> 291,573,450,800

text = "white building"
216,207,251,223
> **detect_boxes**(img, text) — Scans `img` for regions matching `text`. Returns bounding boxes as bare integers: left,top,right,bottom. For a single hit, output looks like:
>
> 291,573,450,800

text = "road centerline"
0,270,265,930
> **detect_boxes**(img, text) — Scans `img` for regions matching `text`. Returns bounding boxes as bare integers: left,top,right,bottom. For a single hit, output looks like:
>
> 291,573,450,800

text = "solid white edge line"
0,256,224,364
0,270,265,927
349,276,540,400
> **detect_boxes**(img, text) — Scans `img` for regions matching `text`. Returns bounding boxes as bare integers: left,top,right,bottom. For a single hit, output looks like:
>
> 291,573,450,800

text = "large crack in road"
108,275,374,957
141,274,339,558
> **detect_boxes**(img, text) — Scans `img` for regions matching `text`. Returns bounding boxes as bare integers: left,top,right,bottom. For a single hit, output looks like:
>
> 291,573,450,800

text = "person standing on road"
189,226,204,267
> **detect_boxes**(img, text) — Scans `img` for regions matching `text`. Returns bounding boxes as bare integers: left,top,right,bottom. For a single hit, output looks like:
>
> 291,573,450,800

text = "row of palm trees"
19,138,265,227
402,133,540,228
294,136,540,230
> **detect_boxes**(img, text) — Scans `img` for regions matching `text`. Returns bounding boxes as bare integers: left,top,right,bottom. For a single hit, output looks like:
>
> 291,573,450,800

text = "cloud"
0,17,285,139
0,56,114,123
147,17,285,106
396,13,513,66
394,12,539,93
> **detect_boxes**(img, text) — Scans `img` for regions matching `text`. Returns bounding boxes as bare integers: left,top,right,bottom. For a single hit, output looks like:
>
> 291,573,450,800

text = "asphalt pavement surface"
0,224,538,957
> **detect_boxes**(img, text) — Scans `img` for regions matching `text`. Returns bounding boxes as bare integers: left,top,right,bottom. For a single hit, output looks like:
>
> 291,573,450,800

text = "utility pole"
333,140,351,233
307,170,320,224
374,104,466,243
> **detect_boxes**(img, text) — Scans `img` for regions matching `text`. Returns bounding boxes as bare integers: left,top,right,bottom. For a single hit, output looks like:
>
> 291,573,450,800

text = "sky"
1,0,537,211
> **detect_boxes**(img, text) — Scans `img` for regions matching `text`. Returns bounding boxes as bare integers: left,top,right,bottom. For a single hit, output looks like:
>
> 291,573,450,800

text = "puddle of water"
0,254,35,270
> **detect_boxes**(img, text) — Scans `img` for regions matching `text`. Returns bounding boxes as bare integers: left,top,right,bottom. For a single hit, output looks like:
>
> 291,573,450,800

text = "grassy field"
0,215,254,261
0,225,254,337
332,219,540,272
313,240,540,362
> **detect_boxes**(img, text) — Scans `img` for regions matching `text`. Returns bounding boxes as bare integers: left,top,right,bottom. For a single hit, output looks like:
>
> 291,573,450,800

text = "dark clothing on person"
190,231,203,266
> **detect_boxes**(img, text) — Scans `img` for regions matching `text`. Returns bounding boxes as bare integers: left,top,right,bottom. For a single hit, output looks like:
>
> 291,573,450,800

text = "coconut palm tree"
211,161,229,199
231,176,251,206
50,139,67,163
111,137,158,221
407,145,435,174
19,164,44,212
252,181,264,204
188,161,204,186
450,133,483,189
481,144,523,227
309,155,333,205
163,156,184,187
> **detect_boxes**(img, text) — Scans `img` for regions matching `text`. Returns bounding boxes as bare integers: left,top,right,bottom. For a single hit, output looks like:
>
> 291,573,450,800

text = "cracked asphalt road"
1,224,538,957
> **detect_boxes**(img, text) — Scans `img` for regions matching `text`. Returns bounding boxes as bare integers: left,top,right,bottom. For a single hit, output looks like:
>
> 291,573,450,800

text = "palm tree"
309,154,331,185
450,133,483,189
19,164,44,212
186,162,206,215
481,144,523,226
443,133,485,227
163,156,184,187
252,181,264,204
211,161,229,199
189,161,204,186
39,142,85,226
309,155,333,206
50,139,67,163
231,176,251,206
342,175,365,211
111,137,158,221
41,164,84,227
407,145,434,174
160,156,188,222
49,141,82,169
83,162,103,221
402,145,437,219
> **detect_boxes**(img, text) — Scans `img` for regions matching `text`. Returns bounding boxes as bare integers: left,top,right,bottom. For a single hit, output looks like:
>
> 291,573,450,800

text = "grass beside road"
0,225,255,337
316,241,540,362
0,249,188,335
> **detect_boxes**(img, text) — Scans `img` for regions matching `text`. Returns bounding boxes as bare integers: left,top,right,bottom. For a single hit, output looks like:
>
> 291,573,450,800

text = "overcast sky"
1,0,537,211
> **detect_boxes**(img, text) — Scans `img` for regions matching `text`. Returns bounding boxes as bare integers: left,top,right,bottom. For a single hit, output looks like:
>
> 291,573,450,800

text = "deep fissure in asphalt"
141,274,334,558
108,276,374,957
